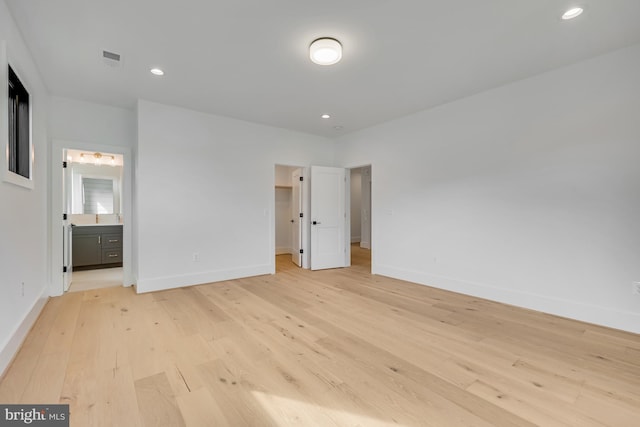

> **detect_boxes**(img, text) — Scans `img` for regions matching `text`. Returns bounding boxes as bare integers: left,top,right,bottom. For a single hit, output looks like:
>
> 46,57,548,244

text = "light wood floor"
1,245,639,426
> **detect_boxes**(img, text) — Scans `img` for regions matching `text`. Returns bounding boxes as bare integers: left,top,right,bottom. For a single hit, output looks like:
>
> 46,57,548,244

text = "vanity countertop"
72,223,123,227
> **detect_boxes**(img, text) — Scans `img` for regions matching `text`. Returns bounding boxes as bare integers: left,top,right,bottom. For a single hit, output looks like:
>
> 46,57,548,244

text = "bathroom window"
8,65,31,180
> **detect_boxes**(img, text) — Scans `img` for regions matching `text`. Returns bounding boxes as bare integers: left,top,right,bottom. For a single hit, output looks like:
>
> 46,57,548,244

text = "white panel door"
62,149,73,292
291,168,303,267
311,166,347,270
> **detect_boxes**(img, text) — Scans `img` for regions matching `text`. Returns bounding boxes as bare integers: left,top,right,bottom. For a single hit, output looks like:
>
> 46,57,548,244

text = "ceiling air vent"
102,50,121,67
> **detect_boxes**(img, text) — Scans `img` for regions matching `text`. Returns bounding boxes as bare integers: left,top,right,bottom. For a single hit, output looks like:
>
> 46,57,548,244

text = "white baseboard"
360,241,370,249
0,291,49,377
276,247,292,255
136,264,273,293
351,236,361,243
376,264,640,335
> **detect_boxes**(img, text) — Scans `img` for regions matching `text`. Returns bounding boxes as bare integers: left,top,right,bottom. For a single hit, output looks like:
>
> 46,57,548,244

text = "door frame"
50,139,133,296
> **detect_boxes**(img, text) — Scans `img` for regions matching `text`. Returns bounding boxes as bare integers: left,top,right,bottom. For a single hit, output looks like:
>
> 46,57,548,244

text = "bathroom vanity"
72,224,123,270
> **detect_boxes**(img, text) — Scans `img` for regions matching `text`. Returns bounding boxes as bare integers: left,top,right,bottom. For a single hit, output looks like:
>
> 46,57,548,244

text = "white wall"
136,100,334,292
336,44,640,333
49,96,136,148
350,168,362,242
0,0,50,374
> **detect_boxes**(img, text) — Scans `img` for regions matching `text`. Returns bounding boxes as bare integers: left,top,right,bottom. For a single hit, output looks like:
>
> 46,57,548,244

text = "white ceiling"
6,0,640,137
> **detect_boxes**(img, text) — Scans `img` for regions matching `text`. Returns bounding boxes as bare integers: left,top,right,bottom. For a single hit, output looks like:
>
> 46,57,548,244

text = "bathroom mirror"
70,162,122,215
82,177,114,214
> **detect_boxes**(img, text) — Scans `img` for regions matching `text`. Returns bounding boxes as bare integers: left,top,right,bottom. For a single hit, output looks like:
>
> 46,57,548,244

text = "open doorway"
51,140,132,297
63,149,124,292
274,164,353,272
350,166,372,270
274,164,309,271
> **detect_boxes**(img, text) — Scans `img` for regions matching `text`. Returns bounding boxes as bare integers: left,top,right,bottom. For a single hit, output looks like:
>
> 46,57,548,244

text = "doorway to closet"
274,164,358,272
275,164,308,270
349,165,372,271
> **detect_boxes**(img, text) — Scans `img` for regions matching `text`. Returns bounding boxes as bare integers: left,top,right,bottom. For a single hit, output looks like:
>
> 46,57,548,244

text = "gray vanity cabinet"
72,225,123,269
72,233,102,266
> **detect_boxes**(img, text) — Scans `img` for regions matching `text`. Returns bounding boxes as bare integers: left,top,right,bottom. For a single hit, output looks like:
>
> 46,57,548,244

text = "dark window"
8,65,30,179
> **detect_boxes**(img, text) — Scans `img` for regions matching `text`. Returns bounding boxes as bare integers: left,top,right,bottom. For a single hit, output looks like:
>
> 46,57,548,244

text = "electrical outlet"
192,252,200,262
632,282,640,295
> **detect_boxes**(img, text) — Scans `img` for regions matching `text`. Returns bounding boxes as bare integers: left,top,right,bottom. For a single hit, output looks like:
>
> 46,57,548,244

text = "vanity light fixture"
77,152,116,167
562,7,584,20
310,38,342,65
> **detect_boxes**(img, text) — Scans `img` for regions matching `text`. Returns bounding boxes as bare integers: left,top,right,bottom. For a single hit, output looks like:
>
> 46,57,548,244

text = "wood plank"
19,351,69,404
134,372,186,427
176,387,230,427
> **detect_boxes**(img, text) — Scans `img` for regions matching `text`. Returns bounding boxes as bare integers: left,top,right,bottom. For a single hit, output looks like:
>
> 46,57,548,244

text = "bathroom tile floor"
69,267,123,292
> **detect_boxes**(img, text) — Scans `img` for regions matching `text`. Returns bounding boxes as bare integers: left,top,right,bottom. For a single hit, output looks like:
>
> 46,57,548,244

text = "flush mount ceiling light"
562,7,584,20
150,67,164,76
321,114,331,119
309,38,342,65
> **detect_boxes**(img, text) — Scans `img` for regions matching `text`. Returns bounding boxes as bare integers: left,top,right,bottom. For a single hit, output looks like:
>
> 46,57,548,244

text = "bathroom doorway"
50,140,133,296
63,149,124,292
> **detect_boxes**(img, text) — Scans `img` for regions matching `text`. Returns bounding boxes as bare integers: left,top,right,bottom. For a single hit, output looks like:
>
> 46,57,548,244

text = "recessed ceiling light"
562,7,584,20
321,114,331,119
310,38,342,65
333,126,343,130
150,68,164,76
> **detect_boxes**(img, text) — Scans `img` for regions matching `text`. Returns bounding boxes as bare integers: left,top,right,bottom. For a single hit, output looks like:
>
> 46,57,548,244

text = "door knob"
312,221,321,225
